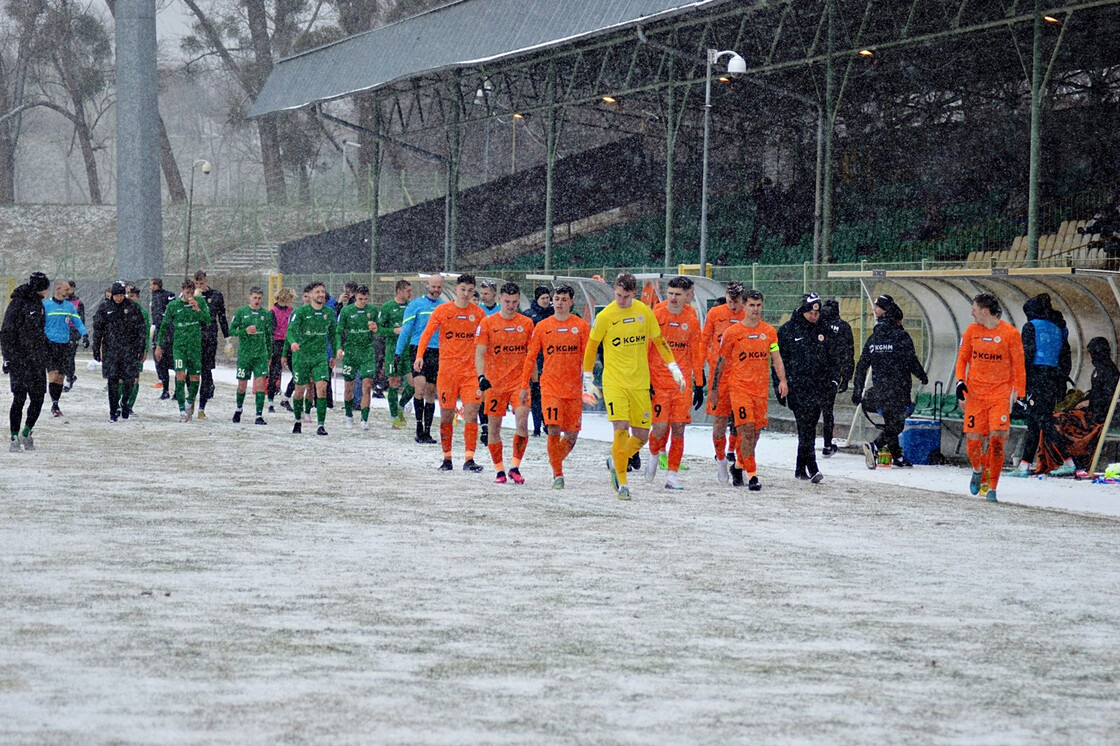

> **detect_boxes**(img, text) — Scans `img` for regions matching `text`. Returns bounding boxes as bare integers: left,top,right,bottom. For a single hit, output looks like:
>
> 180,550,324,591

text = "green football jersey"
338,303,377,357
158,296,212,352
230,305,274,360
378,299,407,345
286,303,340,361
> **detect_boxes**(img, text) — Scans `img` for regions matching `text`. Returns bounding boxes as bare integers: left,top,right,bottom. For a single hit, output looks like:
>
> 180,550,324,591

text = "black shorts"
411,345,439,383
45,341,71,373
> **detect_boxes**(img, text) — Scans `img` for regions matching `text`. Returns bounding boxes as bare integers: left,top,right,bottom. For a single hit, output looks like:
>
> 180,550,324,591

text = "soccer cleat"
316,425,328,436
159,392,170,400
20,434,34,451
187,402,195,420
232,410,242,423
552,476,565,490
495,472,507,484
152,381,162,389
416,433,437,445
810,471,824,484
121,408,131,420
1007,468,1031,478
892,456,913,468
1050,463,1076,477
628,452,641,472
644,454,659,482
255,416,267,425
748,476,761,491
716,457,729,485
969,470,983,495
9,436,21,453
361,421,370,431
985,489,998,502
268,404,276,413
1075,468,1090,479
463,459,484,473
61,382,73,393
862,443,877,470
664,471,684,491
438,459,454,471
607,458,619,491
659,452,669,470
509,467,525,484
197,410,207,420
292,421,302,434
730,464,744,487
51,403,61,417
617,485,631,501
281,399,293,412
822,443,836,457
179,412,189,423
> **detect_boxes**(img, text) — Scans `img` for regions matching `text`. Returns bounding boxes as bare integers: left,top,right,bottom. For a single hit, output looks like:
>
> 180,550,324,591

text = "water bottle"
877,445,891,468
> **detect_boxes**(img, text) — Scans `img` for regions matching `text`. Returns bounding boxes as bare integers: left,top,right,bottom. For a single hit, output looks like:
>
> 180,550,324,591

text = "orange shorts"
963,395,1011,434
483,387,524,418
438,370,481,409
730,390,769,429
542,393,582,432
706,377,732,418
652,386,692,424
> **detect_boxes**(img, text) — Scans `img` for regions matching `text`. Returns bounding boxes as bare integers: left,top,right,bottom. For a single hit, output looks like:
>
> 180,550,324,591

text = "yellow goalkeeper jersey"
590,299,663,391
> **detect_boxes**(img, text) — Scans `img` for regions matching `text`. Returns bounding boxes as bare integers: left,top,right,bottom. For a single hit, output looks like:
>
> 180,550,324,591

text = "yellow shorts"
603,385,652,429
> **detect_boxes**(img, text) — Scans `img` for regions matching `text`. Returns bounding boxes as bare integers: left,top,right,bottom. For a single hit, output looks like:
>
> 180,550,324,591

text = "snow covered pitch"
2,367,1119,743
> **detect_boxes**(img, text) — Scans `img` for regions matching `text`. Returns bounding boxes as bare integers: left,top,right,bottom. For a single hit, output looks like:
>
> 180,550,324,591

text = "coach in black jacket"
92,282,148,421
851,295,928,468
821,299,855,456
149,278,176,396
1,272,50,450
777,292,838,482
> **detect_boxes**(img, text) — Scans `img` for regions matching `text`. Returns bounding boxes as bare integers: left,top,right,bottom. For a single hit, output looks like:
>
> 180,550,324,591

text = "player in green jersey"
378,279,413,429
286,281,343,435
155,279,212,422
125,285,150,414
338,285,379,430
229,286,274,425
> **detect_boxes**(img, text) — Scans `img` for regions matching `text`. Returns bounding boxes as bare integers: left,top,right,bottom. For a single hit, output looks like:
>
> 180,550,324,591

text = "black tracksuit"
91,297,148,418
150,288,176,390
778,313,838,478
199,287,229,410
1019,298,1072,464
821,303,855,449
852,318,928,460
1,283,48,435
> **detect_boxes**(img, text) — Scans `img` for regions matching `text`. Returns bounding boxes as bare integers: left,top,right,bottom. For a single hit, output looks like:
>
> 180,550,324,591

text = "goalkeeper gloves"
667,362,686,393
582,371,600,406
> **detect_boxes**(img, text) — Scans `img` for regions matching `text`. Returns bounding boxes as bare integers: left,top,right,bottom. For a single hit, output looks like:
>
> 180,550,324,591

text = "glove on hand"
581,371,600,406
692,384,705,411
81,334,90,349
667,362,686,393
478,375,492,392
956,381,967,401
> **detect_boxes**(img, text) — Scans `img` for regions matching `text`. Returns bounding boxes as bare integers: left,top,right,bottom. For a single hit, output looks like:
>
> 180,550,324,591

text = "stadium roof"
248,0,731,118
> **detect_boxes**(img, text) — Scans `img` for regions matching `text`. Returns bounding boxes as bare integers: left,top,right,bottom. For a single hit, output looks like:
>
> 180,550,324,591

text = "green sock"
175,380,186,410
387,386,399,418
361,406,370,422
236,391,245,410
128,381,139,408
255,392,265,416
294,398,303,420
21,426,31,437
344,399,353,417
317,397,327,425
400,383,415,407
187,380,199,404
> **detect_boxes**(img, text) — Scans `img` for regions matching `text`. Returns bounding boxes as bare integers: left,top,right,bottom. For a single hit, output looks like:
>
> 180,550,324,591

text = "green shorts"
385,350,409,378
236,353,270,381
341,351,377,381
292,354,331,385
173,346,202,376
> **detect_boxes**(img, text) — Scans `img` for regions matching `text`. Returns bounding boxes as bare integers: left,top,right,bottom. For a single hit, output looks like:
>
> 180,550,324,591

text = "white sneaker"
360,420,370,431
716,457,729,485
643,453,659,482
345,415,354,427
665,471,683,491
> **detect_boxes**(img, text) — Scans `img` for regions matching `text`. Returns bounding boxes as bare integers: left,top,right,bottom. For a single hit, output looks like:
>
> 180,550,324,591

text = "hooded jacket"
852,316,928,407
1087,337,1119,423
821,300,855,390
777,308,836,404
1,283,48,381
1021,296,1072,384
91,296,148,379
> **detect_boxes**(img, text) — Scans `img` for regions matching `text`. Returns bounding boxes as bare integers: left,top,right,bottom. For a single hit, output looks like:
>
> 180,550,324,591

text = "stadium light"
184,159,211,279
699,49,746,273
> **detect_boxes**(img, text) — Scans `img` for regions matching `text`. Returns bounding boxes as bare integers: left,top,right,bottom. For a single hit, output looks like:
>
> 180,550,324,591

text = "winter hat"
110,281,127,296
534,285,552,300
821,298,840,321
798,292,822,314
1088,336,1112,365
28,272,49,293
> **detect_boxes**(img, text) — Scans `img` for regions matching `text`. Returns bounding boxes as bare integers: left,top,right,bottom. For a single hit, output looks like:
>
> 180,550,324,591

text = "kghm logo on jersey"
973,350,1003,361
739,350,769,361
547,343,580,355
611,335,645,347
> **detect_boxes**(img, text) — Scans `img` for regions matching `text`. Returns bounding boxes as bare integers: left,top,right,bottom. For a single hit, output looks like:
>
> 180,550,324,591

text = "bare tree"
0,0,48,203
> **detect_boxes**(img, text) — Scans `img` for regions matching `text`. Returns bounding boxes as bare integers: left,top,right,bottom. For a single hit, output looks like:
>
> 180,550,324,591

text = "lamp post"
699,48,746,275
184,159,211,279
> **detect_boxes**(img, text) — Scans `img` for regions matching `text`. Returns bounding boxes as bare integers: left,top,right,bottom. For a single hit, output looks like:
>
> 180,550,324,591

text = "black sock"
423,401,435,435
49,382,63,404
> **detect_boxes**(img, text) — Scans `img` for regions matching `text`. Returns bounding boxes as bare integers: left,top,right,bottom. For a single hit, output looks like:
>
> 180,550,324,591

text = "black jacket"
91,297,147,379
777,313,837,404
150,288,175,332
852,318,928,407
1,283,48,385
200,288,230,344
821,302,855,391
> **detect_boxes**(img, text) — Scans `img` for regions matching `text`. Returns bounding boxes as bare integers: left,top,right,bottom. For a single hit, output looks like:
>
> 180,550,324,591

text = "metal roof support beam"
313,105,446,164
543,63,560,272
444,76,463,272
820,0,837,265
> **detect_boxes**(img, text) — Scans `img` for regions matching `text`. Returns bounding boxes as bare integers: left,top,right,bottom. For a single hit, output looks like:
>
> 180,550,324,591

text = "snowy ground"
2,360,1119,744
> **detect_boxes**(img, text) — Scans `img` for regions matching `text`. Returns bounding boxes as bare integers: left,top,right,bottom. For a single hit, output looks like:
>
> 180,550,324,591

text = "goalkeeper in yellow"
583,272,685,500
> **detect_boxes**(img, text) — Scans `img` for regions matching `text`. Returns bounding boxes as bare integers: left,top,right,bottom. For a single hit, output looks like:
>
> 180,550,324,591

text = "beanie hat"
534,285,551,300
798,292,822,314
110,281,127,296
28,272,49,293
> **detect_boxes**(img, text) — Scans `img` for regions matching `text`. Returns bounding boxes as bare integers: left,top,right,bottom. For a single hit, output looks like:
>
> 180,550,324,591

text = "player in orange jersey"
475,282,534,484
710,289,787,491
521,284,591,489
415,274,486,473
954,292,1026,502
644,276,705,490
701,281,747,484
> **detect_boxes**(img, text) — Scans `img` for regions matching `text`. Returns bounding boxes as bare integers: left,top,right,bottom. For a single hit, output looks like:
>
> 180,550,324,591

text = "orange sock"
966,438,984,471
743,455,757,476
648,431,667,456
713,433,727,461
559,436,574,460
488,440,504,472
547,434,563,476
668,436,685,472
464,422,478,458
612,429,631,486
988,436,1005,489
729,429,741,458
440,421,454,459
512,433,528,467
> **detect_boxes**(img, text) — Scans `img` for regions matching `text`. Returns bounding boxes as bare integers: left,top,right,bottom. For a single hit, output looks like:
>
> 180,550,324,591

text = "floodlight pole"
700,48,742,276
1027,1,1044,263
184,159,211,279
